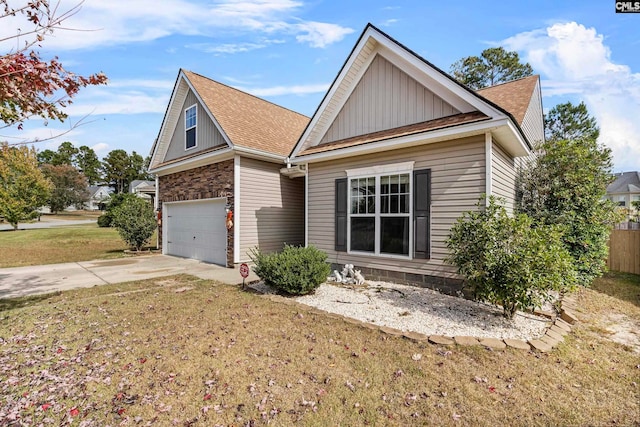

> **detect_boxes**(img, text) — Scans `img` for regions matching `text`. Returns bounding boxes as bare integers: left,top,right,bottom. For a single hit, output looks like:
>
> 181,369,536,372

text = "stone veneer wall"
158,160,234,267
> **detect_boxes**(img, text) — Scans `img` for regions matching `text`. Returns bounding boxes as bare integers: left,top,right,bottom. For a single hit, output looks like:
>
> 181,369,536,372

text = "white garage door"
163,199,227,266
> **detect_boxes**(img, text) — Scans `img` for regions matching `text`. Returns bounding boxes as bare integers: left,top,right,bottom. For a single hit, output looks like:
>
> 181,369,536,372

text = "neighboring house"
287,24,543,293
39,185,110,212
606,171,640,220
148,70,309,267
85,186,113,211
130,180,156,205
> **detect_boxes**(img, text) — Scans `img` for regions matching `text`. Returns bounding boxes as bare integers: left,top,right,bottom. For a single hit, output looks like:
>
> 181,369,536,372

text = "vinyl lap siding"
164,90,227,163
491,142,517,213
239,157,304,261
307,136,485,278
321,55,459,144
519,79,544,147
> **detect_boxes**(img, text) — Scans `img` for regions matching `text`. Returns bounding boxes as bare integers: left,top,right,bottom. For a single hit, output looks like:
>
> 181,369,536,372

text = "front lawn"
0,273,637,426
0,225,136,268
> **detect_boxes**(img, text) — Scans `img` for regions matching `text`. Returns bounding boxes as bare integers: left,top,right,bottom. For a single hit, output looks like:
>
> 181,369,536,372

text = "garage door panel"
164,199,227,266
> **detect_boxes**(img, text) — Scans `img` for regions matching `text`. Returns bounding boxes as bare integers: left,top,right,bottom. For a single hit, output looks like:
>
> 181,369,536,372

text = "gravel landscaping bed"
250,280,552,341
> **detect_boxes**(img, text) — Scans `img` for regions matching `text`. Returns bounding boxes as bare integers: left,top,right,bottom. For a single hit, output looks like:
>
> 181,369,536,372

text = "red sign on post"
239,263,249,278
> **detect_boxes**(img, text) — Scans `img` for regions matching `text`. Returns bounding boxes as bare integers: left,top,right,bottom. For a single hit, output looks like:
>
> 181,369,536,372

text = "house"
85,186,113,211
148,24,543,291
606,171,640,220
148,70,309,267
129,179,156,205
287,24,543,293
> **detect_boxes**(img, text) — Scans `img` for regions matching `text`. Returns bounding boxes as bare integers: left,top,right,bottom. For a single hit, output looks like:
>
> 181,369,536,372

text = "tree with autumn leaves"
1,0,107,132
0,1,107,228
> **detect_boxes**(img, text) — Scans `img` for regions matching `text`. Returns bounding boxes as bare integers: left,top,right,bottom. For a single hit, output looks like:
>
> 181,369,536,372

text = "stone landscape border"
257,291,580,353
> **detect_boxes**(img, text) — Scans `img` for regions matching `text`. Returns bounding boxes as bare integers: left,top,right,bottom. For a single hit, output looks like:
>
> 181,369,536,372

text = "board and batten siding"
491,141,517,213
164,90,227,163
299,38,378,154
238,157,304,261
321,54,460,145
307,135,485,278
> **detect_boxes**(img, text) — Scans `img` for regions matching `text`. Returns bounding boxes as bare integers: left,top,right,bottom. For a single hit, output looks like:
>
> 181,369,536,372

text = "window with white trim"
348,165,412,257
185,105,197,150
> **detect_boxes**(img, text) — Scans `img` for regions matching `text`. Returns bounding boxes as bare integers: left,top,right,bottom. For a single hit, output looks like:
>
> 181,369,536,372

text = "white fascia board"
150,147,234,175
492,119,531,157
151,75,188,168
293,118,501,163
290,30,379,159
233,146,286,163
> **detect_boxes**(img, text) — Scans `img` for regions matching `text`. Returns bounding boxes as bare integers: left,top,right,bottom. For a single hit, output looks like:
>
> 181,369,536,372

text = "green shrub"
97,214,111,228
249,245,331,296
97,193,137,228
111,197,156,251
446,196,577,319
517,136,618,285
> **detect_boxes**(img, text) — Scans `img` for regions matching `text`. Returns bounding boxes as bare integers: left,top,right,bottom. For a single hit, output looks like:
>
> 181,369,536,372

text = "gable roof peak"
476,75,540,126
290,23,532,159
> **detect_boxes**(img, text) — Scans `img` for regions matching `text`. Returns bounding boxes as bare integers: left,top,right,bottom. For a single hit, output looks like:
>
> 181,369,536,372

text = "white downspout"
155,175,159,249
485,132,492,201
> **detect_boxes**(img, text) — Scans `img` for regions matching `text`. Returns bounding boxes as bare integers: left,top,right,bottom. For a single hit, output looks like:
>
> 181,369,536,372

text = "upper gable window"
185,105,197,150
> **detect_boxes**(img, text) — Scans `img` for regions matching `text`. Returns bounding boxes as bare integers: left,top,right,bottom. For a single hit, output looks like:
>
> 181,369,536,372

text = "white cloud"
379,19,399,27
0,0,353,51
294,21,355,48
502,22,640,172
186,42,267,54
235,83,329,96
0,125,84,148
108,79,175,90
46,78,174,117
91,142,110,154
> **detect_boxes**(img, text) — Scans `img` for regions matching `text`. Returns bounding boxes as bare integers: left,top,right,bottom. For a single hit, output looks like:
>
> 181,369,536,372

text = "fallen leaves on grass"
0,274,638,426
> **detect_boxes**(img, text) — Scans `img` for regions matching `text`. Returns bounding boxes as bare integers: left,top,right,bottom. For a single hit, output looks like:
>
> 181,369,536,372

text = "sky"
2,0,639,172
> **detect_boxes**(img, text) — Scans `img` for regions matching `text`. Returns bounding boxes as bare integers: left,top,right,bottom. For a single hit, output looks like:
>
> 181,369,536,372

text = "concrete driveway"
0,219,97,231
0,255,259,299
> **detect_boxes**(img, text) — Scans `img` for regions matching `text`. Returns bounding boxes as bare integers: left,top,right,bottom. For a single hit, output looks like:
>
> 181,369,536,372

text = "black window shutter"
413,169,431,259
335,178,347,252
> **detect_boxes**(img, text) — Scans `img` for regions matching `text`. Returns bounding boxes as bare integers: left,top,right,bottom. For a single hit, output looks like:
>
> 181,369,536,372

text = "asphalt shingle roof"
607,171,640,193
183,70,309,157
476,75,539,126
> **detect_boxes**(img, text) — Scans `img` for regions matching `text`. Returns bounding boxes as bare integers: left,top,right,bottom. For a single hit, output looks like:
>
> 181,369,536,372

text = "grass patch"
0,274,638,426
590,271,640,308
0,225,136,267
41,211,103,221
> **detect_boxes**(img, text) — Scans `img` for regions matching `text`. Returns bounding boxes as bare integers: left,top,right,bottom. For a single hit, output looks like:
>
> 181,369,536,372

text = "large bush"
111,197,156,251
446,196,577,319
250,245,331,296
518,104,617,286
